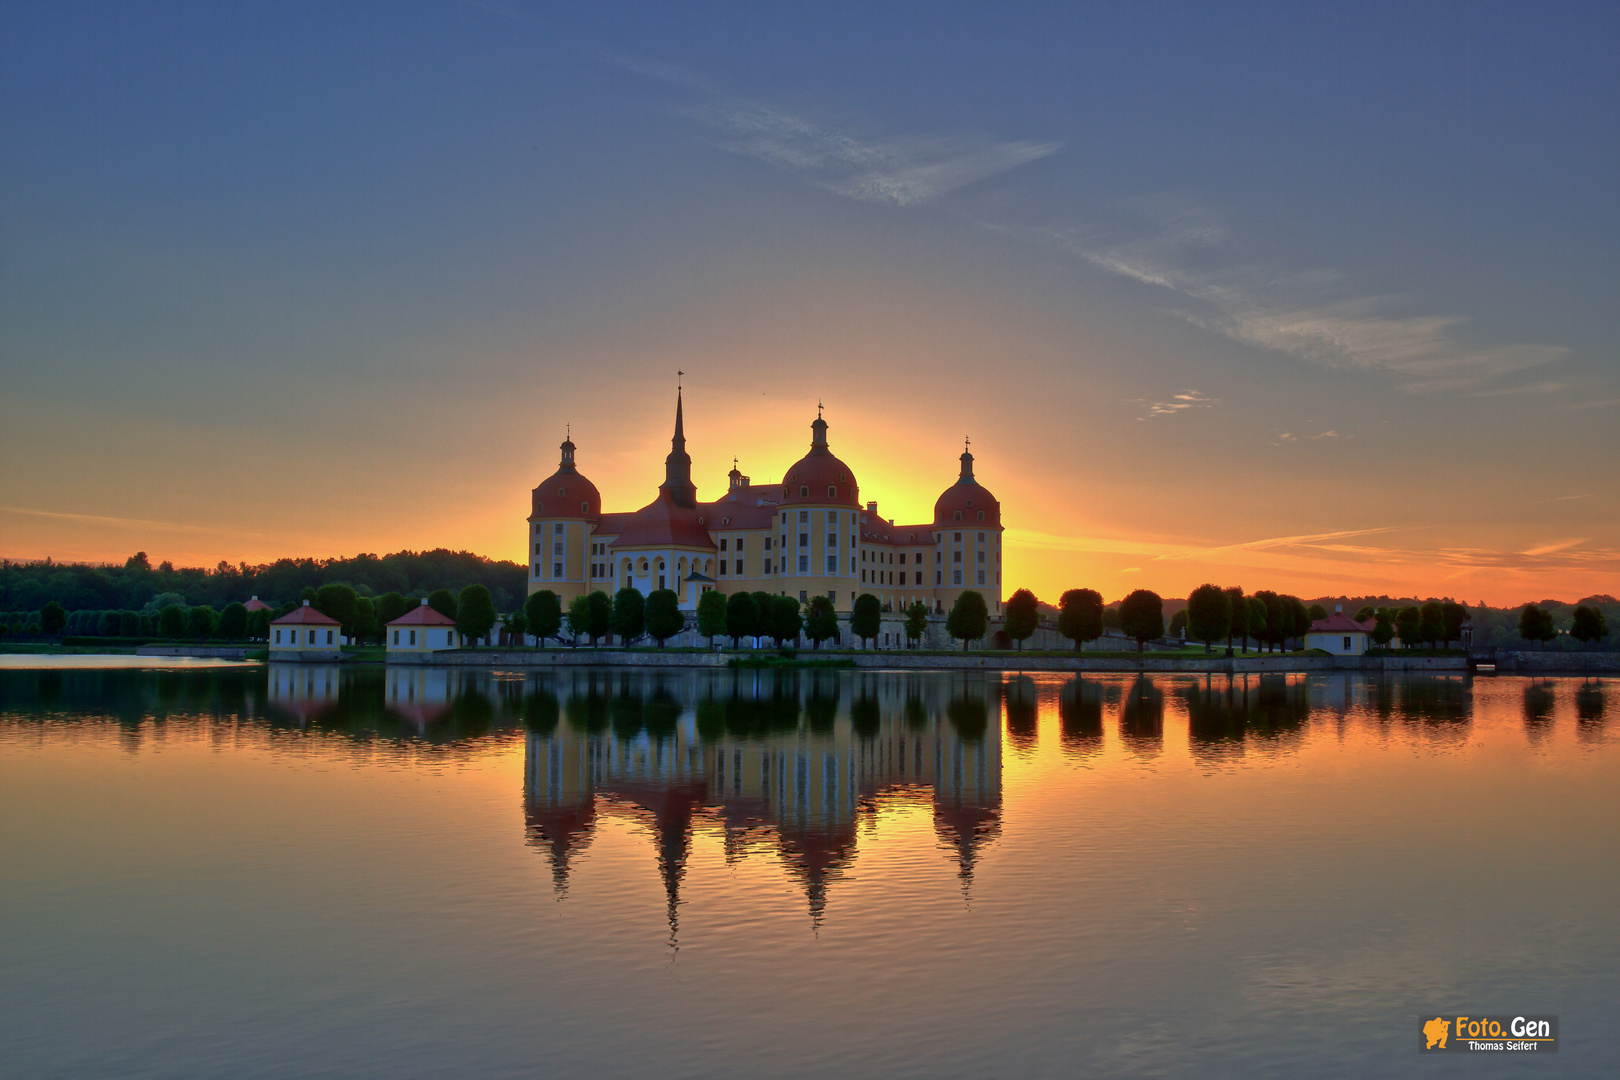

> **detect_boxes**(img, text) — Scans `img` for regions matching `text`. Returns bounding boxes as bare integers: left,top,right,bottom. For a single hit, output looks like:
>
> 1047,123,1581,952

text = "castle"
525,389,1004,615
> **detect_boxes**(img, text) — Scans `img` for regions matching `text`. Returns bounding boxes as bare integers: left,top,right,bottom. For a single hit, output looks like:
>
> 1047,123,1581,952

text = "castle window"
899,553,906,564
828,485,836,498
826,532,836,550
953,510,962,521
954,569,962,585
799,511,809,523
977,550,985,563
534,563,541,577
798,555,809,573
553,562,563,578
966,499,972,508
936,571,943,585
954,532,962,542
782,512,788,524
534,543,541,555
800,590,808,602
720,538,728,551
826,555,837,574
581,502,588,513
535,523,542,535
977,570,985,586
764,536,772,550
914,572,922,585
553,542,563,556
800,485,809,497
799,533,808,548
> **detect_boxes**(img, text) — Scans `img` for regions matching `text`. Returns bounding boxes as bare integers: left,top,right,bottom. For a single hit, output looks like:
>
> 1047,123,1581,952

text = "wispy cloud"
1143,389,1218,418
1037,198,1570,392
0,505,256,536
614,58,1059,208
1519,537,1591,557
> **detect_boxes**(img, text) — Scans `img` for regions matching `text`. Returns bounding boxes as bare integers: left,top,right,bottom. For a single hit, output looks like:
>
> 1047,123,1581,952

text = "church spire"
661,382,696,507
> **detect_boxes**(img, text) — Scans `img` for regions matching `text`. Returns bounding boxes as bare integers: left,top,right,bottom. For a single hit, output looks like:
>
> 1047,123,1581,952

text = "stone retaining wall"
1486,651,1620,673
390,649,1467,673
136,645,251,660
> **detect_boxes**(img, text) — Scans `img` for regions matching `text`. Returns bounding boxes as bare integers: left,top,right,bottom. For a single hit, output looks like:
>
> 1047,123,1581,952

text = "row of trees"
1517,603,1610,649
0,550,526,616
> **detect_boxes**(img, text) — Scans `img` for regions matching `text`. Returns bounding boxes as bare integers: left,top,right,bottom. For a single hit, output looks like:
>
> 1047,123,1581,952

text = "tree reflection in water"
1057,677,1104,759
1120,676,1164,759
1003,676,1038,754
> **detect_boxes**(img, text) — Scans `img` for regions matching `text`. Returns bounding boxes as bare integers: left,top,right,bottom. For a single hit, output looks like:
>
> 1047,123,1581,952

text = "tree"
851,593,882,648
38,601,67,637
644,589,684,647
1307,603,1328,621
1223,586,1247,657
247,608,270,641
427,588,458,621
158,603,187,640
1186,583,1231,654
1285,596,1311,650
752,592,775,648
352,597,378,643
1119,589,1164,653
314,584,359,639
903,601,930,647
1057,588,1104,652
1254,591,1283,652
374,591,410,631
98,610,123,637
456,584,498,644
1370,609,1395,648
610,588,645,644
1517,604,1555,650
770,595,804,646
1570,605,1609,648
186,604,217,641
804,595,838,649
1168,609,1187,639
503,612,527,644
1397,606,1422,649
946,590,989,651
696,590,727,647
1354,605,1376,622
125,551,152,571
566,594,593,643
524,590,562,648
1419,602,1445,649
1441,601,1469,648
585,590,613,645
725,591,757,648
217,602,248,641
1003,588,1040,652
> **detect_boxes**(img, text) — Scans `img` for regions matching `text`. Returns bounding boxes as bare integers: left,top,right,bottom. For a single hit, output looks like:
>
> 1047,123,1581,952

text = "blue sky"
2,1,1615,602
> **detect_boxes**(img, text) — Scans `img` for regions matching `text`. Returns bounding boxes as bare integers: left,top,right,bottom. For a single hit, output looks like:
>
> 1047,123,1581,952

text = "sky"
1,1,1616,606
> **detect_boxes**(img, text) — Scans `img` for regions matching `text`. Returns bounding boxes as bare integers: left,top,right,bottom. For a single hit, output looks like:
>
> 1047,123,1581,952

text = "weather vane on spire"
678,370,684,390
965,435,971,451
818,399,824,418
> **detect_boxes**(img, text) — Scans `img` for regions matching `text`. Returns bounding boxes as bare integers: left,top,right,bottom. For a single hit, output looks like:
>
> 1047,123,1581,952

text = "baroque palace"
526,389,1004,615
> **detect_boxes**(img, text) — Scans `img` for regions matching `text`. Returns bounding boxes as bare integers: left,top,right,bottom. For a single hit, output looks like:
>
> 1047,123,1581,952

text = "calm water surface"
2,665,1615,1078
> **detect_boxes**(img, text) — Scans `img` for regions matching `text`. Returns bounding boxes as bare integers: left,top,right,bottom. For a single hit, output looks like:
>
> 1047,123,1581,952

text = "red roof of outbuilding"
244,596,271,611
388,604,457,627
271,603,341,626
1309,613,1374,633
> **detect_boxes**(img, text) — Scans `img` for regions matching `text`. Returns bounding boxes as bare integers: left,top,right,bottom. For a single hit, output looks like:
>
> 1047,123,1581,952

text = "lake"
2,664,1615,1078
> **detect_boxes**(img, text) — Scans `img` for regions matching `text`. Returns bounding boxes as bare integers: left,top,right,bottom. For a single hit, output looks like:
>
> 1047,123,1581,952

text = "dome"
779,414,860,508
933,447,1000,527
530,437,602,520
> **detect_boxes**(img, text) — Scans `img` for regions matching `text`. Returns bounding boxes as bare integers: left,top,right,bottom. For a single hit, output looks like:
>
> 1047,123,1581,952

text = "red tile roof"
271,603,341,626
1309,613,1374,633
388,604,457,627
611,488,717,549
243,596,271,611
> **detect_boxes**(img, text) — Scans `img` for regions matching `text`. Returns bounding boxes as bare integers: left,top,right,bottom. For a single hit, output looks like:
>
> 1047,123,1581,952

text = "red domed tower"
932,440,1003,611
774,409,861,609
526,433,602,601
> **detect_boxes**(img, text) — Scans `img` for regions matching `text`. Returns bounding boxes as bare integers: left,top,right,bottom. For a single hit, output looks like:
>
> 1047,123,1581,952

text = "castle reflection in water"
523,669,1003,930
263,663,1004,927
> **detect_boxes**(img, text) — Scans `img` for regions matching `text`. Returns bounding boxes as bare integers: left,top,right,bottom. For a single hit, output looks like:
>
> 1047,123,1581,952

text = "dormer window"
839,472,847,482
954,510,962,521
977,510,985,521
800,485,809,497
580,502,588,513
966,499,973,508
827,485,836,498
